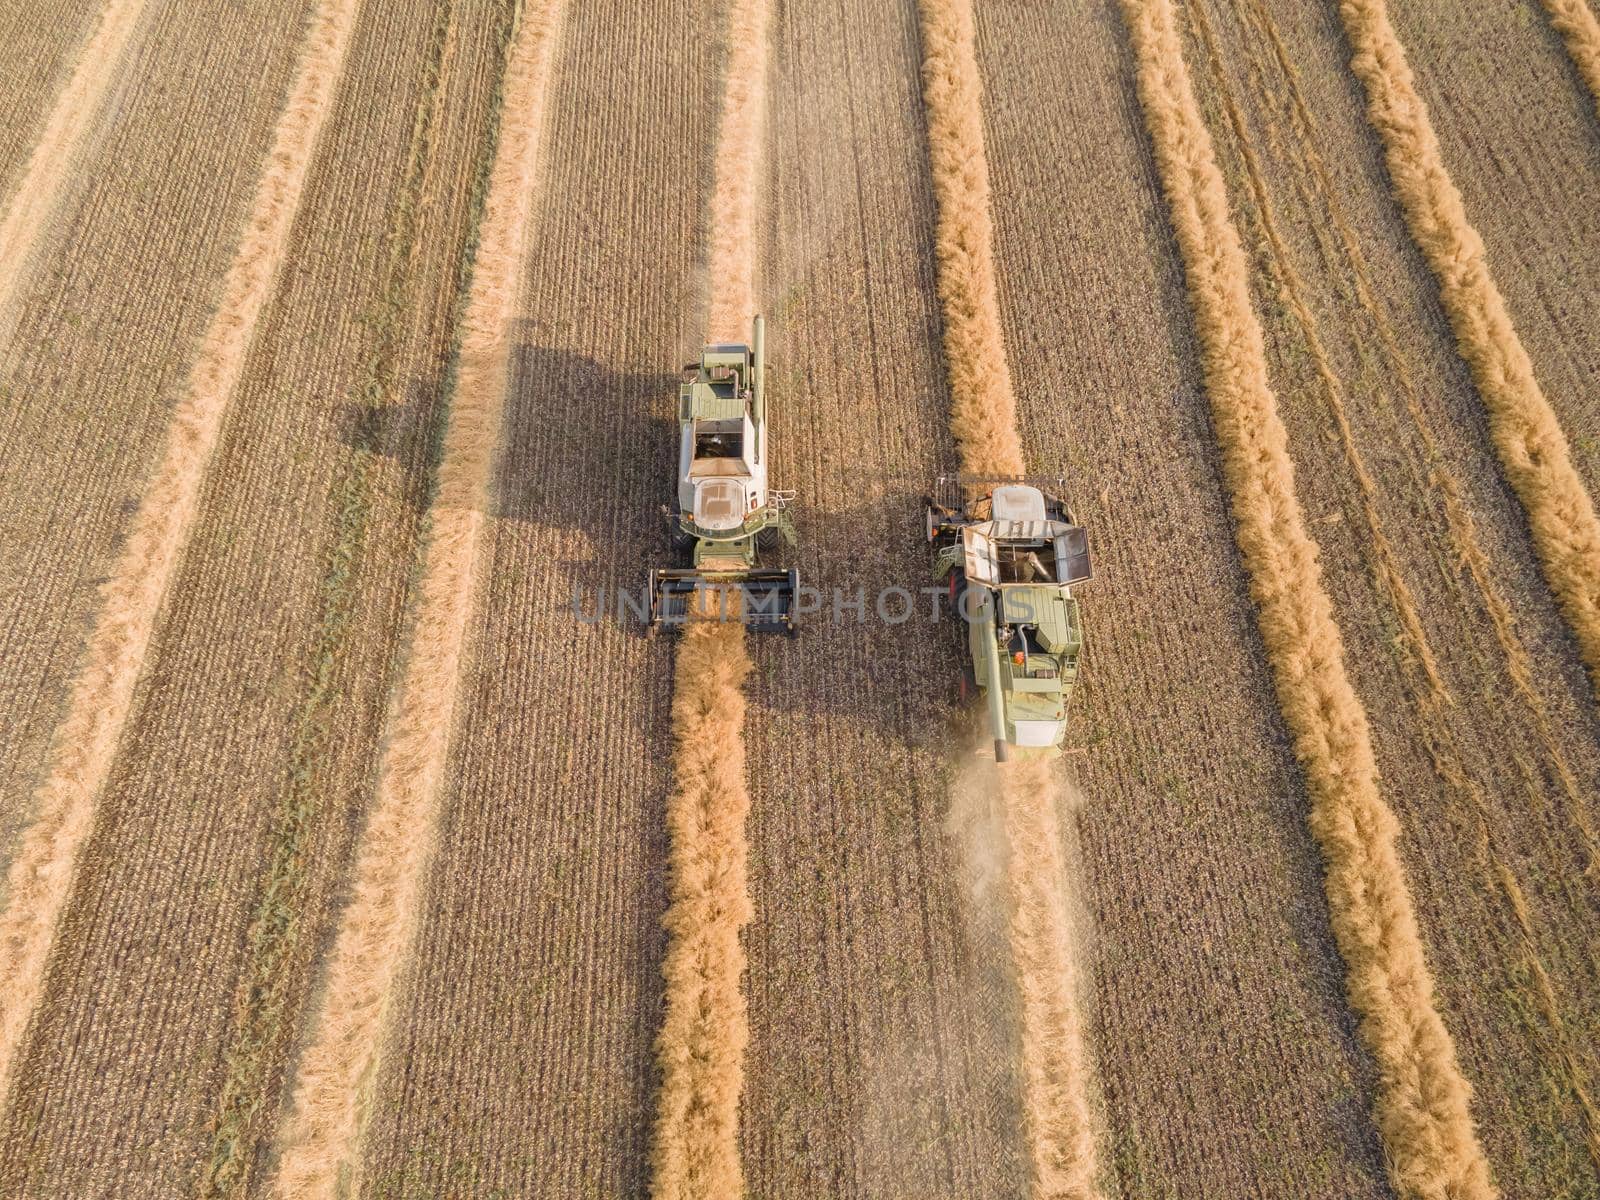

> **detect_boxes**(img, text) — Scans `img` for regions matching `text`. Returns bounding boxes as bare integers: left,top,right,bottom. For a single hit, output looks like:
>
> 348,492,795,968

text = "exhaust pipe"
752,313,764,393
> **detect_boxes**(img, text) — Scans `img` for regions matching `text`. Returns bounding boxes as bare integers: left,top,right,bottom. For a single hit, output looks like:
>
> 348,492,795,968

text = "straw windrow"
649,1,770,1194
0,0,362,1111
267,4,567,1194
1119,0,1496,1194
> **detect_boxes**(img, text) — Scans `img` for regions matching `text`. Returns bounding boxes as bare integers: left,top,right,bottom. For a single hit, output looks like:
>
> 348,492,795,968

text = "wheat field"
1,0,1597,1196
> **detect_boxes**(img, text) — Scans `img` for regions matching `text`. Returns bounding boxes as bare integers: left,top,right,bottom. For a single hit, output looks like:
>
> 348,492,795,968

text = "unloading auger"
927,476,1093,761
648,315,799,633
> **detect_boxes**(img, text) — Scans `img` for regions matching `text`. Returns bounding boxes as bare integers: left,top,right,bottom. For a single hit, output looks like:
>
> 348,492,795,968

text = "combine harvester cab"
648,315,799,634
927,476,1093,762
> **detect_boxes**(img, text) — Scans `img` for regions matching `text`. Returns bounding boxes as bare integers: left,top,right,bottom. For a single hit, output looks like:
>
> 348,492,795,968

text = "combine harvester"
927,477,1093,761
649,315,799,633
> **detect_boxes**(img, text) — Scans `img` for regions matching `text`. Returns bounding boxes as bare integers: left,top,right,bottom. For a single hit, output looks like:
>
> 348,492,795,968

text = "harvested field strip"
1209,0,1600,1164
1539,0,1600,116
1491,856,1600,1168
1119,0,1496,1196
197,4,465,1194
1234,0,1600,872
1183,14,1585,1118
1205,5,1600,1142
0,0,147,322
268,3,566,1195
1186,0,1443,709
650,0,766,1194
916,0,1102,1194
1215,0,1600,1167
0,0,359,1106
1337,0,1600,698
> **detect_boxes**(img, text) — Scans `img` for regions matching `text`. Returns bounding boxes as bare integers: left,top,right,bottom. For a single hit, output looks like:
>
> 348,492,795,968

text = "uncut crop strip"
1336,0,1600,699
197,4,470,1195
915,0,1102,1194
1190,0,1600,1167
1538,0,1600,116
1118,1,1497,1197
0,0,360,1109
649,0,766,1195
267,4,566,1196
0,0,147,324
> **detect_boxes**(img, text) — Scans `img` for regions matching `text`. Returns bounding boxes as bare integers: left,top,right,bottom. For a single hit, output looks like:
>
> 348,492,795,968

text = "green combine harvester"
927,477,1093,761
648,315,799,632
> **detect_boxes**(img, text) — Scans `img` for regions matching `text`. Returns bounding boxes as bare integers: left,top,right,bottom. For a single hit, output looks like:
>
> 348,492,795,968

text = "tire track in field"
266,5,566,1195
1538,0,1600,117
0,0,147,326
1190,0,1600,1170
1119,1,1497,1197
196,5,466,1195
0,0,360,1109
915,0,1103,1194
1336,0,1600,701
649,1,767,1194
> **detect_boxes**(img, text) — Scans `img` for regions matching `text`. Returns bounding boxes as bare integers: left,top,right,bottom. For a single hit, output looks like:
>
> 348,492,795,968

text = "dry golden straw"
268,5,567,1196
1186,0,1446,710
915,0,1024,481
0,0,360,1109
651,614,755,1199
1539,0,1600,116
917,0,1103,1194
703,0,770,345
1338,0,1600,697
1000,760,1100,1199
0,0,148,322
1213,0,1600,1162
197,8,465,1196
1120,0,1495,1195
650,0,768,1194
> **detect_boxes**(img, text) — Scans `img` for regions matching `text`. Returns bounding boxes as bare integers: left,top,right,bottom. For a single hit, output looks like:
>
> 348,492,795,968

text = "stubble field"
1,0,1598,1197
